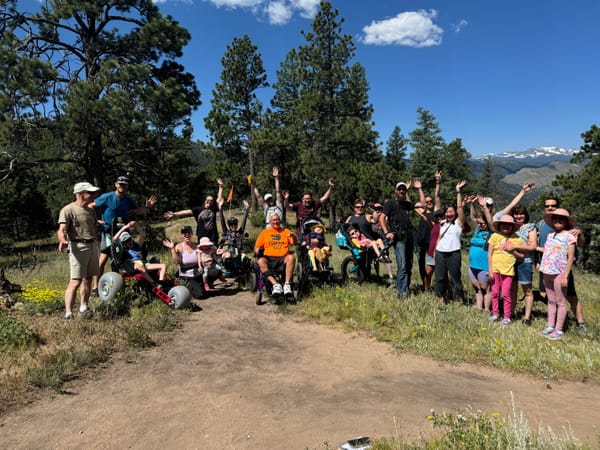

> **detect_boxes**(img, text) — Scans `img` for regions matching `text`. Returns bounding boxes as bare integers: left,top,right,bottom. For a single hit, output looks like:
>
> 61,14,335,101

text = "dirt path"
1,289,599,449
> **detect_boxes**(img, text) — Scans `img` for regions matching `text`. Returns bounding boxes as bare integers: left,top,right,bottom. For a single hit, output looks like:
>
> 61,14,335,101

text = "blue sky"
151,0,598,156
25,0,600,156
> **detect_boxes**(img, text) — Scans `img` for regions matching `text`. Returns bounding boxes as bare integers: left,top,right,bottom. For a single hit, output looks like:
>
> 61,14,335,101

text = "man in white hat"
253,167,283,228
57,182,101,319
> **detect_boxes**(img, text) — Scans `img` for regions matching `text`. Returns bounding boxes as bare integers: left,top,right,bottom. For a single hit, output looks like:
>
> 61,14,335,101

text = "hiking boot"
283,283,293,296
79,308,94,319
521,318,532,327
271,283,283,295
576,323,587,337
91,288,98,297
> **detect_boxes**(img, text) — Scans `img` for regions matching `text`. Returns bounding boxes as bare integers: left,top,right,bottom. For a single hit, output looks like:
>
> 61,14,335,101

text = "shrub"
0,313,40,352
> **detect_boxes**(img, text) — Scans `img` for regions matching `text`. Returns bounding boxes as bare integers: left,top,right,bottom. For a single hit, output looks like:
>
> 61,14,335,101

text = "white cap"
395,182,408,190
119,231,132,242
485,197,494,206
73,182,100,194
264,193,273,201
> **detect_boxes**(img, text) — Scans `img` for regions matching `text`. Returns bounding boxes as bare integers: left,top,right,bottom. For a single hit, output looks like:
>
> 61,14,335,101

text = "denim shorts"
426,255,435,266
516,261,533,284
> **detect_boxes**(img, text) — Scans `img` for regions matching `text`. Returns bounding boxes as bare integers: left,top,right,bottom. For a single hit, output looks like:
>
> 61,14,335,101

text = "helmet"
227,217,239,226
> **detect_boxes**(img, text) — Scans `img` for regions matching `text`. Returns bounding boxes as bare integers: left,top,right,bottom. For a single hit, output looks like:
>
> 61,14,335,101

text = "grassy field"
1,215,598,448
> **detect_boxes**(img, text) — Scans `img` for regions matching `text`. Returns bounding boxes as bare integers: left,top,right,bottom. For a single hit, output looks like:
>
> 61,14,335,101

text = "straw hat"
544,208,575,229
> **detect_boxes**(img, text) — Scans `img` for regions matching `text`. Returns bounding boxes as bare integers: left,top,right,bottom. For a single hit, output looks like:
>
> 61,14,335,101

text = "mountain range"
469,146,584,198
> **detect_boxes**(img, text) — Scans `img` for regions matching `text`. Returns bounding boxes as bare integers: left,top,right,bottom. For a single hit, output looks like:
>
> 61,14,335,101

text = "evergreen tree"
385,126,408,174
266,1,380,213
437,138,472,202
409,107,445,192
476,155,499,198
204,34,268,210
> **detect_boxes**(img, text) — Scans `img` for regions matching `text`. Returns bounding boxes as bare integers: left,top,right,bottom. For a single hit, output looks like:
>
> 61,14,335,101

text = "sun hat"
311,222,325,231
493,214,516,231
119,231,133,242
198,237,214,247
395,182,408,190
263,193,273,201
544,208,575,229
73,182,100,194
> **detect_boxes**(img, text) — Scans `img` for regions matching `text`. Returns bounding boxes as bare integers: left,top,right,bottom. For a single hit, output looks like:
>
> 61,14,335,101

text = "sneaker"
204,283,211,292
272,283,283,295
64,312,73,320
541,326,555,336
283,283,293,295
489,315,498,322
576,323,587,337
501,318,511,326
546,330,564,340
522,318,532,327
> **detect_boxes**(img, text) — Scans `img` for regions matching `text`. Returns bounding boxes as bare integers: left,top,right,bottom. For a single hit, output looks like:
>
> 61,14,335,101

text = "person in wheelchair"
217,199,249,261
303,222,332,272
113,221,167,285
254,213,296,296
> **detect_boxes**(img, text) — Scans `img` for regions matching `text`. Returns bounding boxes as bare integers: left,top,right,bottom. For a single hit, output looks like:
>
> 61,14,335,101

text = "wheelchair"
254,252,297,305
335,223,391,284
295,218,334,297
97,232,191,310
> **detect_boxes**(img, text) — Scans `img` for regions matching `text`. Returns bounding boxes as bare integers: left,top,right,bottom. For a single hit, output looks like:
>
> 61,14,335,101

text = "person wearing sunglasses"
413,173,441,291
285,178,334,236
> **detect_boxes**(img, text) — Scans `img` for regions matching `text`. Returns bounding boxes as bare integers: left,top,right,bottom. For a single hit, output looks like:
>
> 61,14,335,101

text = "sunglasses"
544,204,558,208
354,205,364,209
477,221,487,226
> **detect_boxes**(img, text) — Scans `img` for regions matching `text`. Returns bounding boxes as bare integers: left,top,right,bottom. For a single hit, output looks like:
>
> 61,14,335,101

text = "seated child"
114,221,166,284
198,237,224,292
305,223,332,271
217,200,249,261
348,224,389,262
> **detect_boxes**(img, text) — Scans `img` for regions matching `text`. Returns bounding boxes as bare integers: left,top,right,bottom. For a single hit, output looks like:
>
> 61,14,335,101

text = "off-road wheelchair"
97,229,191,310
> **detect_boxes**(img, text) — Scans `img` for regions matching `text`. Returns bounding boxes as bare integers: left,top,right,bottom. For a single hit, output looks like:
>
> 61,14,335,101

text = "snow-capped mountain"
472,146,577,161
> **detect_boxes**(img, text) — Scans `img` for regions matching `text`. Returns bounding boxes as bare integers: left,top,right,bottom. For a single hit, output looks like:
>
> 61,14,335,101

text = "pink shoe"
204,283,210,292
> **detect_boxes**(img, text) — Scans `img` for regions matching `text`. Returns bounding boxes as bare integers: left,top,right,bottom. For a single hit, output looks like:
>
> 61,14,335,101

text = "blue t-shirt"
95,192,138,232
469,227,490,270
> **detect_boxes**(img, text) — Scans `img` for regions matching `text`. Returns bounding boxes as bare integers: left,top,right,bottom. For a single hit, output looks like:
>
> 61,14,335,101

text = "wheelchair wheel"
98,272,123,302
238,270,256,292
255,290,264,305
168,286,191,309
341,256,365,284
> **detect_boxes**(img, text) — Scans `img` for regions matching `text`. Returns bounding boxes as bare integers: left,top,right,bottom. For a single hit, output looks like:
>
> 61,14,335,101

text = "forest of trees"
1,0,598,270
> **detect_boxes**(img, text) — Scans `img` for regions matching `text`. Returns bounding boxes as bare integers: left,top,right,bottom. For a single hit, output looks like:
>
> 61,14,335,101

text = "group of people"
58,171,587,338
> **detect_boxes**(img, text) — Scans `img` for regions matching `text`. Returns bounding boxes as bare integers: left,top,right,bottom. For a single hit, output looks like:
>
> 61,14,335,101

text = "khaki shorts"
69,242,100,279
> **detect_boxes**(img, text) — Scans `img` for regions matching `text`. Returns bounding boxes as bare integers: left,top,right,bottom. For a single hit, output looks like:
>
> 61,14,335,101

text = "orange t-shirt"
255,227,296,257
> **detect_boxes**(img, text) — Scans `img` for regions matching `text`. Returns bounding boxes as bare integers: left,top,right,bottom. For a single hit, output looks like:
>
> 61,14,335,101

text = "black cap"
180,226,193,233
116,176,129,185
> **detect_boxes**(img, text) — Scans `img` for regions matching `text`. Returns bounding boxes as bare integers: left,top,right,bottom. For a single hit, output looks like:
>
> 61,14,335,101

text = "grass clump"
368,401,592,449
0,313,40,352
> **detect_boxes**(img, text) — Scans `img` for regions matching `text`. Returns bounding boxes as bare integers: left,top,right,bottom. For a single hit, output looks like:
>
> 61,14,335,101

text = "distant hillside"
468,146,585,207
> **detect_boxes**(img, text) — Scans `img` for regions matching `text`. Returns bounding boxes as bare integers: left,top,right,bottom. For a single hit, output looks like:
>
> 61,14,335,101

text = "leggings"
544,273,568,331
491,273,514,319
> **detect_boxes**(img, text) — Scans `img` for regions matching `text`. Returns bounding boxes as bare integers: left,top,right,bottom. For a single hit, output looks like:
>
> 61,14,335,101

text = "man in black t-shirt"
379,182,414,298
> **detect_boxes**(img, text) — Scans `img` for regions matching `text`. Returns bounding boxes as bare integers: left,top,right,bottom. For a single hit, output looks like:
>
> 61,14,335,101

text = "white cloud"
205,0,318,25
289,0,320,19
361,9,443,47
267,1,293,25
208,0,264,8
452,19,468,33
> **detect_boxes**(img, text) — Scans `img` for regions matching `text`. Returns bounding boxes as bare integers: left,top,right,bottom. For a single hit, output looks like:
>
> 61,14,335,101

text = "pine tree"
204,35,268,209
409,107,445,192
385,126,408,174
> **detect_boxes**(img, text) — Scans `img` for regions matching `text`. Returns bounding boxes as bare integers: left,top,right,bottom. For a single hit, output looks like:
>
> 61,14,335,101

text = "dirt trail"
1,289,599,449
